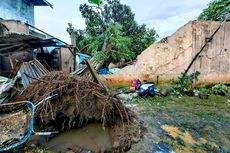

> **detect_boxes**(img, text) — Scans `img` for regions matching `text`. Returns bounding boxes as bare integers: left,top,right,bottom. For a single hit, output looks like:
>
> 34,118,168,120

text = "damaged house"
0,0,82,78
0,2,144,152
0,0,53,37
0,0,52,25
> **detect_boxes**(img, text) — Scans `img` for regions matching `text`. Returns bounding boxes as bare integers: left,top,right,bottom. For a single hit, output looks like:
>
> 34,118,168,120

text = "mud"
27,121,145,153
28,124,111,152
128,95,230,153
161,125,219,152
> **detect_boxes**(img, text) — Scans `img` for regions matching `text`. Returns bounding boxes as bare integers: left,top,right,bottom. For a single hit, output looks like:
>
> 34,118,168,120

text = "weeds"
167,71,228,97
211,84,228,96
168,71,200,96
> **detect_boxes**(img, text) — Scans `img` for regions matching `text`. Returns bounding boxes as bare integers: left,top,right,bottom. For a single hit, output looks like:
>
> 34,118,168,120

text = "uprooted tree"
68,0,158,65
5,71,145,152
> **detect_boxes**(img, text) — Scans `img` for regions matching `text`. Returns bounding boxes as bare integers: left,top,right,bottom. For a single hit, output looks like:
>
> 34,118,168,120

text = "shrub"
169,71,200,96
211,84,228,96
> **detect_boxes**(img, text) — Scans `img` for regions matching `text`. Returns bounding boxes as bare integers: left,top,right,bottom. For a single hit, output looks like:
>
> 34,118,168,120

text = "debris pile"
11,71,145,152
0,110,30,148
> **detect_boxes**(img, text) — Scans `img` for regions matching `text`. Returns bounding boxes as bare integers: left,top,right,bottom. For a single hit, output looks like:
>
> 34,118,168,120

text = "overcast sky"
35,0,211,44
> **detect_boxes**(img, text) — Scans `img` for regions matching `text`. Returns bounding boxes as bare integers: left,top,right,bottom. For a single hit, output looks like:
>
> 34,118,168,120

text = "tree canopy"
198,0,230,21
88,0,101,5
68,0,157,65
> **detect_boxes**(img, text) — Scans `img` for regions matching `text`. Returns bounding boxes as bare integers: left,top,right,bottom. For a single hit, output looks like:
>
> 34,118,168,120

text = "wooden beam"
8,55,14,69
85,59,109,93
8,61,23,78
0,44,23,52
0,44,11,47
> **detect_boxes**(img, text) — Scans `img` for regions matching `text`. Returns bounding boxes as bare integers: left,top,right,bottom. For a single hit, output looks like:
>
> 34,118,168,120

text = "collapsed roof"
0,34,62,56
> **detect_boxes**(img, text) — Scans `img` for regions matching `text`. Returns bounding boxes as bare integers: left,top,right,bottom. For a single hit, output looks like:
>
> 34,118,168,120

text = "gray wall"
101,21,230,87
0,0,35,25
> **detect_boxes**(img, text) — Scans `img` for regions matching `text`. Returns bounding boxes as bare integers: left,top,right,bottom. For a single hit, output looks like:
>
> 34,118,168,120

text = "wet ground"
47,124,111,152
128,95,230,153
17,94,230,153
27,124,112,152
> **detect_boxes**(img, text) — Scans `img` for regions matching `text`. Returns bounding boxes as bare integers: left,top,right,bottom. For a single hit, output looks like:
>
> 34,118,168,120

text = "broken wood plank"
8,61,23,78
85,59,109,93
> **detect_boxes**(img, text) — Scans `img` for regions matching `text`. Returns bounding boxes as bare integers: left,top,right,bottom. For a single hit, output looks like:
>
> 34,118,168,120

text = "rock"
113,141,120,148
132,92,138,98
30,143,37,148
160,89,168,97
116,93,134,101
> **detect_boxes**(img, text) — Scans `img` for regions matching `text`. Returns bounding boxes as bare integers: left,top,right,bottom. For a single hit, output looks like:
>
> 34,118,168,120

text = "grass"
128,95,230,153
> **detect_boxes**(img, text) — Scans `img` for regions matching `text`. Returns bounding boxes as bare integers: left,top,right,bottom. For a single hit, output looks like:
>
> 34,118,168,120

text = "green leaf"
198,0,230,21
88,0,101,5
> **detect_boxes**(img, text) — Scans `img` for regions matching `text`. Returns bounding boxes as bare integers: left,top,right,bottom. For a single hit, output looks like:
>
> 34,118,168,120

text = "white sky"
35,0,211,44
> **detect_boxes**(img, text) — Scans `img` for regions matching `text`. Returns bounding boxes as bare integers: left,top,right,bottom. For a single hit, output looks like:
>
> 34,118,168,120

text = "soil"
7,71,145,152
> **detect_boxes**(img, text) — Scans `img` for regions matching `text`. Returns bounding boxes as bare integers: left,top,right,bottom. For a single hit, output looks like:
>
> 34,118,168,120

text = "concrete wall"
102,20,230,87
0,0,35,25
1,20,29,35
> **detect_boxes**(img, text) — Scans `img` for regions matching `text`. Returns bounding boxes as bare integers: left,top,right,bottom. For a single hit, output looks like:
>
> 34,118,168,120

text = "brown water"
29,123,112,152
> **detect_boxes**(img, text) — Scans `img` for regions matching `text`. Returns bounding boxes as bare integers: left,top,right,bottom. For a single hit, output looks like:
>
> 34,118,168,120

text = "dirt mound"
13,71,144,152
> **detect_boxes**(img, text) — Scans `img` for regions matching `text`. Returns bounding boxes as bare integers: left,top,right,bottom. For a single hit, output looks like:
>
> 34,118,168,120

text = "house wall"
0,0,35,25
0,20,31,76
101,20,230,87
58,48,74,73
0,20,29,35
0,51,33,77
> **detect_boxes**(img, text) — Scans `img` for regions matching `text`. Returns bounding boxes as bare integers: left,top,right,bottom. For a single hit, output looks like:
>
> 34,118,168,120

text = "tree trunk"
102,33,109,52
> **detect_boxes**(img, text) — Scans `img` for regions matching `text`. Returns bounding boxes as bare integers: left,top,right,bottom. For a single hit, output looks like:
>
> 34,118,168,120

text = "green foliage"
106,24,134,62
211,84,228,96
93,51,107,63
175,136,186,146
69,0,157,64
88,0,101,5
193,88,210,99
198,0,230,21
168,73,228,97
169,71,200,95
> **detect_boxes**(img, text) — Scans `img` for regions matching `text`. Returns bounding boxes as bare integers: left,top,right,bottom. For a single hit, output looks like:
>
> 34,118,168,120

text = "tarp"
109,68,120,74
0,77,17,104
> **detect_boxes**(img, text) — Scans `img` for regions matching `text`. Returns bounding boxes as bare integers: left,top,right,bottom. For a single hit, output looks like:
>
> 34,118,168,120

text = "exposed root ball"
13,71,144,152
14,71,132,128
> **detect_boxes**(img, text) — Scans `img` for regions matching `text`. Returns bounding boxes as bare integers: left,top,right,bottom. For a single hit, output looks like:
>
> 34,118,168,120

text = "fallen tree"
10,71,144,152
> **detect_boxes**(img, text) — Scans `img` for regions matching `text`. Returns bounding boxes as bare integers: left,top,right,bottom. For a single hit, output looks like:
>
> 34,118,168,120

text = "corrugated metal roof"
18,60,49,88
0,34,58,55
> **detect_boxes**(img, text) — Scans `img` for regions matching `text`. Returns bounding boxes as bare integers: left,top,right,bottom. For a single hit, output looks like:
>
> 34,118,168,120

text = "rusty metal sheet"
18,60,49,88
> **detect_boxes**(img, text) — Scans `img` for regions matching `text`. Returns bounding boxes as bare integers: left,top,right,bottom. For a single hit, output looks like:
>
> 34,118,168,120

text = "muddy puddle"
28,123,112,152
